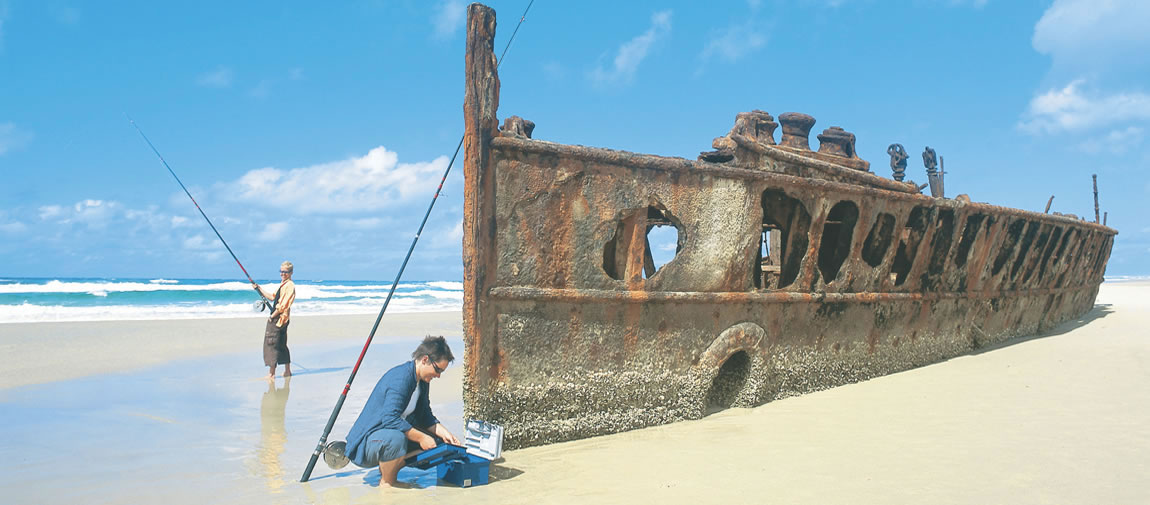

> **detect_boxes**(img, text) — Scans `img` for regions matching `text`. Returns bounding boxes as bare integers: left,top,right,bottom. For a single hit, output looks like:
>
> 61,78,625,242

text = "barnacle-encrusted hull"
461,4,1116,449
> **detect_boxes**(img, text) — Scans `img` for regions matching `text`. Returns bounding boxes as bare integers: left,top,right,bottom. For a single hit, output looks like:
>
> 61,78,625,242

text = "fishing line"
299,1,536,482
126,115,273,311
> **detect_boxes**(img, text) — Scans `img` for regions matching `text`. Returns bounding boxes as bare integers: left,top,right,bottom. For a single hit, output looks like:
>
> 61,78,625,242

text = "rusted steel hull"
461,4,1116,450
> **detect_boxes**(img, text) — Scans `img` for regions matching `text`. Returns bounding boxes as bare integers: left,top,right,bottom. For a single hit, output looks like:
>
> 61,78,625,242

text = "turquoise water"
0,277,463,323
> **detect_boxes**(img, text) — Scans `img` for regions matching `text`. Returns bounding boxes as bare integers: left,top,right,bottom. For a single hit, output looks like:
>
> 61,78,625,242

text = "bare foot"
265,374,275,382
283,370,292,377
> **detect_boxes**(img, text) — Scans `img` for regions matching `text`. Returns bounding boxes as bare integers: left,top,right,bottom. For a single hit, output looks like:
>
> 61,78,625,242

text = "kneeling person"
344,336,460,487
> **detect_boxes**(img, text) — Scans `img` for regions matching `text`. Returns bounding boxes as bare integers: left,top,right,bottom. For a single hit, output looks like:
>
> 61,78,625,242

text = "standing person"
341,336,461,488
253,261,296,380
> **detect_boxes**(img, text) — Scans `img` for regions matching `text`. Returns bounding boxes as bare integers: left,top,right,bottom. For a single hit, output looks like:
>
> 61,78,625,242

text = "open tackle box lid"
464,419,503,460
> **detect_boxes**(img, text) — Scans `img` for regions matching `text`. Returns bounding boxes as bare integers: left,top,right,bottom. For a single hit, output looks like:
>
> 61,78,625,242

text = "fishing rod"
299,0,535,483
126,115,273,311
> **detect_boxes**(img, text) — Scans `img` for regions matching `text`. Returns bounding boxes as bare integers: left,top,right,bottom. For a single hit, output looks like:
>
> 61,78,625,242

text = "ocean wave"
426,281,464,290
399,289,465,300
1105,275,1150,282
293,284,461,300
0,297,462,323
0,279,467,296
0,280,254,294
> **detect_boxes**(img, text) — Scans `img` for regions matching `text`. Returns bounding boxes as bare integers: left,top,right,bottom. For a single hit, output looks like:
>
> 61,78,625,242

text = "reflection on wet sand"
257,377,290,493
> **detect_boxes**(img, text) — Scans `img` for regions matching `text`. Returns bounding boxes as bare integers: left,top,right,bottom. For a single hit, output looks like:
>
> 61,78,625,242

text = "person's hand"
442,432,461,446
419,434,438,450
251,282,260,290
435,424,461,446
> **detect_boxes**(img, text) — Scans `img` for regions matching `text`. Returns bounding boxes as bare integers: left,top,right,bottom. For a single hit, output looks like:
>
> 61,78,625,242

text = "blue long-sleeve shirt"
345,360,440,465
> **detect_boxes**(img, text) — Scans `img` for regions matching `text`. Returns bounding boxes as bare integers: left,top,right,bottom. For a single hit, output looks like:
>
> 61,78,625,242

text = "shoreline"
0,310,462,390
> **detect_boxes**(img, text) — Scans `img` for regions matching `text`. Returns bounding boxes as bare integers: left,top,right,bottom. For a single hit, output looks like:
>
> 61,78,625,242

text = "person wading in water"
253,261,296,380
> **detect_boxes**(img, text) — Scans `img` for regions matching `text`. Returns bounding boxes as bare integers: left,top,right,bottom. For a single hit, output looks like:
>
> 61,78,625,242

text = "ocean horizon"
0,277,463,324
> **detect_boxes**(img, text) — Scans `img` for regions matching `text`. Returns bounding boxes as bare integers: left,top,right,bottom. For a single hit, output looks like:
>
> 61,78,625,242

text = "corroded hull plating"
461,4,1116,449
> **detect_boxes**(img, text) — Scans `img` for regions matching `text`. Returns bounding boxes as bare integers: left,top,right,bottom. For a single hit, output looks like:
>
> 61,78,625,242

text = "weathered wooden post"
1093,174,1100,224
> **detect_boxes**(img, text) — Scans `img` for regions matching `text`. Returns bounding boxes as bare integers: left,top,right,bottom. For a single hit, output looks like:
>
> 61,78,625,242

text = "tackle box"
403,420,503,488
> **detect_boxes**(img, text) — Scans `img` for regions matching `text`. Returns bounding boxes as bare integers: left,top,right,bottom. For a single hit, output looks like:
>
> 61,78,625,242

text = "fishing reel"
253,299,272,312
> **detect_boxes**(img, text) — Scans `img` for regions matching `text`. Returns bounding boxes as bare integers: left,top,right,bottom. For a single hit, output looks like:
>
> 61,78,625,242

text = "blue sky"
0,0,1147,281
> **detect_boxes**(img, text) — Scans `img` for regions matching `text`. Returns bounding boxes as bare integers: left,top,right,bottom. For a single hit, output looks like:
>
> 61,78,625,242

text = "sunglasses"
430,360,445,375
280,270,290,274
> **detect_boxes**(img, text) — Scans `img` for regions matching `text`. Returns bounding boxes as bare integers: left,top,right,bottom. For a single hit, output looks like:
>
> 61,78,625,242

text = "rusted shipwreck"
461,4,1116,450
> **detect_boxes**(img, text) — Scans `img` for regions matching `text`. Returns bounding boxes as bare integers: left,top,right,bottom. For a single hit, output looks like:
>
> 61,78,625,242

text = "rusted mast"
1044,195,1054,213
462,3,500,408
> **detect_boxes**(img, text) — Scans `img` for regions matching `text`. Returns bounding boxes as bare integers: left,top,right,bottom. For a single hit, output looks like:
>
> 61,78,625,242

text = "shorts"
355,428,420,467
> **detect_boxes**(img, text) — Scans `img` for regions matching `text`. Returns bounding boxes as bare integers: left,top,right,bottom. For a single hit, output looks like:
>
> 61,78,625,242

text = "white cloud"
433,0,466,40
170,215,189,227
197,66,234,88
66,199,120,228
1077,126,1144,154
228,146,449,214
700,21,766,65
38,205,63,220
257,221,289,241
183,234,212,250
0,221,25,233
1033,0,1150,74
590,10,672,86
1018,80,1150,134
0,122,33,155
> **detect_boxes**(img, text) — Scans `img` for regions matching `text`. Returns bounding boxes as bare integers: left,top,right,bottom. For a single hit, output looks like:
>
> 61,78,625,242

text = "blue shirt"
345,360,440,466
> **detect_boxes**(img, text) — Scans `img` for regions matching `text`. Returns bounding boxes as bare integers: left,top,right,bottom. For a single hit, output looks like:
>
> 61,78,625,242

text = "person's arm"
405,427,439,450
276,281,296,313
271,282,295,324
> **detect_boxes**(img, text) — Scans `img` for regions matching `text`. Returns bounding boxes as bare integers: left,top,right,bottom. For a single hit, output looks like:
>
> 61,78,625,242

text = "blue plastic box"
437,454,491,487
405,444,468,470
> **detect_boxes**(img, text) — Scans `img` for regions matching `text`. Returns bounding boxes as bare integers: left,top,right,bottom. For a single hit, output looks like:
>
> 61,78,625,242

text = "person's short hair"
280,261,294,274
412,335,454,363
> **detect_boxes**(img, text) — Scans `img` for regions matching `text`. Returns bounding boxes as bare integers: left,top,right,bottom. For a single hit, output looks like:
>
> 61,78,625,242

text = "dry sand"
1,282,1147,504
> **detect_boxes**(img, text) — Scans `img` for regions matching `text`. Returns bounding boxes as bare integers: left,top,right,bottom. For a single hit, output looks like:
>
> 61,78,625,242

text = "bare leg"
283,363,292,377
267,365,276,380
378,456,405,487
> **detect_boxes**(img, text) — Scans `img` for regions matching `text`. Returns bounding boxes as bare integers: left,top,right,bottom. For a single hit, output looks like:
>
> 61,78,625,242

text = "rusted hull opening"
706,351,752,414
861,213,896,268
757,189,811,289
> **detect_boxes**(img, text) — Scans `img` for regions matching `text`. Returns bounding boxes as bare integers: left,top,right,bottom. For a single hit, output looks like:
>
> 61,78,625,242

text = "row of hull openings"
602,189,1112,291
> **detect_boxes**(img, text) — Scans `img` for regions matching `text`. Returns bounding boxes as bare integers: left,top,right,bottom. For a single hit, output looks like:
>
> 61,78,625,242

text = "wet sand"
1,281,1147,504
0,311,463,389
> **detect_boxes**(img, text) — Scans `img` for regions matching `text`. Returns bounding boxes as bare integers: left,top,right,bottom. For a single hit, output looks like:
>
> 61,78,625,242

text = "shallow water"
0,338,465,504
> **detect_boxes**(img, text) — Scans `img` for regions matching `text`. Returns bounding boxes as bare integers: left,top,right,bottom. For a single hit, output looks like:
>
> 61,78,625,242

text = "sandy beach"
1,281,1147,504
